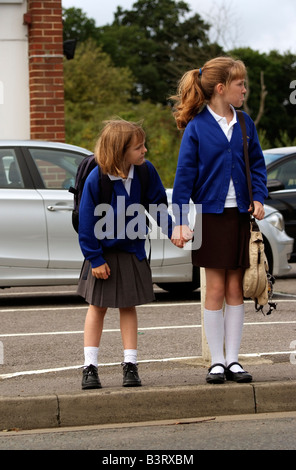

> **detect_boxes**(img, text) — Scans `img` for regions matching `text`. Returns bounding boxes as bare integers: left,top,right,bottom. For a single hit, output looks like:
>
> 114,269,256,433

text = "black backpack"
69,154,150,233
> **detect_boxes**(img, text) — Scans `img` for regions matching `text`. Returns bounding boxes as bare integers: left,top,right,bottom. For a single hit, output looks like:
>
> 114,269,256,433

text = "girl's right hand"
171,225,193,248
92,263,111,280
249,201,265,220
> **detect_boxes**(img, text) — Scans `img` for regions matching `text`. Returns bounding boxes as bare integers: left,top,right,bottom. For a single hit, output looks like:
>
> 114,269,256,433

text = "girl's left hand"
249,201,265,220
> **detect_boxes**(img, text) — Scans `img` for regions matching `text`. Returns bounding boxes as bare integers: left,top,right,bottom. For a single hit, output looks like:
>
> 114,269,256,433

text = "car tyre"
263,235,273,275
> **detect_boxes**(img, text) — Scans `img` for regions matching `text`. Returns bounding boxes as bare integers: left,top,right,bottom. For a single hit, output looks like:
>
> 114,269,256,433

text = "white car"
0,141,293,293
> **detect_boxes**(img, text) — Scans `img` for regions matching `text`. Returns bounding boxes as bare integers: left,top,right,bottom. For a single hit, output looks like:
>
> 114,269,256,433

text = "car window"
28,148,84,189
0,150,24,188
267,158,296,189
264,153,286,166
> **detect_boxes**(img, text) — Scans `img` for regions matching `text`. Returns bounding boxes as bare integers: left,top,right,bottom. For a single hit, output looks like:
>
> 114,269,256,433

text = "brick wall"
26,0,65,141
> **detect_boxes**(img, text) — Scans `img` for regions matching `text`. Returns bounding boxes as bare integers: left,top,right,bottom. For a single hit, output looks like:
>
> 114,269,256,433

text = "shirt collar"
108,164,134,181
207,104,237,126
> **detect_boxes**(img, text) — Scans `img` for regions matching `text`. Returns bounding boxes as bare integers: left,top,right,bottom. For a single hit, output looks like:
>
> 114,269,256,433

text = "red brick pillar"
26,0,65,141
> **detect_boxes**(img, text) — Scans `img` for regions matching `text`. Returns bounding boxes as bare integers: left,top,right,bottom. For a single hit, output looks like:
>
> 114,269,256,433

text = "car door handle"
47,205,73,211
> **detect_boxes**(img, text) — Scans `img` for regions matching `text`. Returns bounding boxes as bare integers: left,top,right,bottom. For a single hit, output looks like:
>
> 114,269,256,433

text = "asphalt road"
0,265,295,396
1,411,296,450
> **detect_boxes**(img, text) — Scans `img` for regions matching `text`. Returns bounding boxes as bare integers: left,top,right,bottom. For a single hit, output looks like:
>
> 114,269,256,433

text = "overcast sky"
62,0,296,54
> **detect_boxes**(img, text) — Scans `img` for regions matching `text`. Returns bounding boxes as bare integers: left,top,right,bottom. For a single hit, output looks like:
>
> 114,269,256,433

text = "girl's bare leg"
84,304,107,347
119,306,138,350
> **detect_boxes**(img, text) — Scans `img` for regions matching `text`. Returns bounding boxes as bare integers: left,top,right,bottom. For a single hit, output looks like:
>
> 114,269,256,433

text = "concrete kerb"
1,381,296,431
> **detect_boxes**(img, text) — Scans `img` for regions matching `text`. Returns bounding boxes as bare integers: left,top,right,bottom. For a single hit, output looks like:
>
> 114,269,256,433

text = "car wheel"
263,235,273,275
156,266,200,294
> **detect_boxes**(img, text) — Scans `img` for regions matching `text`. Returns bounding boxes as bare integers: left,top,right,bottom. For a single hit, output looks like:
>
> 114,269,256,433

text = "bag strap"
237,110,254,214
99,166,115,205
135,162,150,208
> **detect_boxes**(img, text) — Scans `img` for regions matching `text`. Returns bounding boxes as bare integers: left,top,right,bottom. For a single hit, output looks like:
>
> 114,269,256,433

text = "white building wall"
0,0,30,139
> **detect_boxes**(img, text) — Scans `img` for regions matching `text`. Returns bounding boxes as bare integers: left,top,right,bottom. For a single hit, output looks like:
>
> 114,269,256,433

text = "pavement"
0,275,296,431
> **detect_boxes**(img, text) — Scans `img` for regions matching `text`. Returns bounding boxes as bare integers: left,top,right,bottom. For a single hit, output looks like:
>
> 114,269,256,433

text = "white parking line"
0,302,200,313
1,350,295,380
0,324,201,338
0,298,295,314
2,358,194,379
1,320,296,338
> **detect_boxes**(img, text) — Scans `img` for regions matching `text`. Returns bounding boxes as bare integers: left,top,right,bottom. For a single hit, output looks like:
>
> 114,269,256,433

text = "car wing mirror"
267,179,285,192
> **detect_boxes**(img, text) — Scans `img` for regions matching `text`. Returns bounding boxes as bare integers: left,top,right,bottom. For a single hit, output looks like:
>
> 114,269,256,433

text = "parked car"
0,140,293,292
264,147,296,262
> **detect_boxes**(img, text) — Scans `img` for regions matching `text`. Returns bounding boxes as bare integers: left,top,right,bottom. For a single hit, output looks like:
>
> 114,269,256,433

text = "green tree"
62,5,296,183
231,48,296,146
62,7,100,42
116,100,181,186
97,0,221,103
63,39,180,185
63,40,134,149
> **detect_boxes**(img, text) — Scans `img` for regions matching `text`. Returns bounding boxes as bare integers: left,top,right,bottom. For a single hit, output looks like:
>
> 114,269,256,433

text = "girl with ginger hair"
171,57,267,384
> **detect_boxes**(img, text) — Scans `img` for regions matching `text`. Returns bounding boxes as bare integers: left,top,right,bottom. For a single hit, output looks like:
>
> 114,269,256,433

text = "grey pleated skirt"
77,250,155,308
192,208,250,270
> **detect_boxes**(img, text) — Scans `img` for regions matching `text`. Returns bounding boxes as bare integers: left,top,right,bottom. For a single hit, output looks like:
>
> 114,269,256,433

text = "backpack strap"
135,162,150,208
98,166,115,205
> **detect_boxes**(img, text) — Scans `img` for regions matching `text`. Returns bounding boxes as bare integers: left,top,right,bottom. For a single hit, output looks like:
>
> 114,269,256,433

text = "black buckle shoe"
122,362,142,387
82,364,102,390
225,362,252,383
206,363,226,384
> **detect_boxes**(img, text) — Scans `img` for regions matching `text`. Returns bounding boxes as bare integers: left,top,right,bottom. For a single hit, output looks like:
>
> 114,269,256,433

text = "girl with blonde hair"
77,119,172,389
171,57,268,384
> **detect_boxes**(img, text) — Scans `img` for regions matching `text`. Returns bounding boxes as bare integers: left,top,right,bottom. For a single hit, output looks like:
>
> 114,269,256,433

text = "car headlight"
265,211,285,231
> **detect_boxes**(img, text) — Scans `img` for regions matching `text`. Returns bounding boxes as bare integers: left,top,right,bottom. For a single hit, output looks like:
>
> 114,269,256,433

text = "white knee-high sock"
204,308,225,373
224,303,245,372
84,346,99,367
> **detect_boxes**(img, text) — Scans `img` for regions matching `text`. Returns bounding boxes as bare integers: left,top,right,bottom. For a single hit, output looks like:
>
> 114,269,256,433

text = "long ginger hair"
171,57,247,130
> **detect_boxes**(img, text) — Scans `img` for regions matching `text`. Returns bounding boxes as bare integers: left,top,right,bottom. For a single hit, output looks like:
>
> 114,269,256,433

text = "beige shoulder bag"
237,110,276,315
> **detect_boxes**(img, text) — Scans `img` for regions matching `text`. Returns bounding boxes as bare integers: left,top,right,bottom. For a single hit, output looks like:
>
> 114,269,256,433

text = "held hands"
171,225,193,248
249,201,265,220
92,263,111,280
91,204,264,265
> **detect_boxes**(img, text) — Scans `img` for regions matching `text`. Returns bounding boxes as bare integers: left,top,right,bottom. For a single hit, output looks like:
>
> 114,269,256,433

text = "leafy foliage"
231,48,296,146
62,1,296,185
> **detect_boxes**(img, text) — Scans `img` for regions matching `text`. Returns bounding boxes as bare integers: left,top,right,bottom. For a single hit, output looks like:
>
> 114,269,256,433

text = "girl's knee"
88,305,107,317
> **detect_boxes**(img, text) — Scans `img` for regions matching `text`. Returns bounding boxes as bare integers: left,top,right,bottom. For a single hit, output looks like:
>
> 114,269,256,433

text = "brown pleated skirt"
77,250,155,308
192,208,250,270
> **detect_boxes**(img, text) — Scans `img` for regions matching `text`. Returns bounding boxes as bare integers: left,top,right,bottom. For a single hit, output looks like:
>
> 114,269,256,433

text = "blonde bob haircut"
171,56,247,130
94,119,146,178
